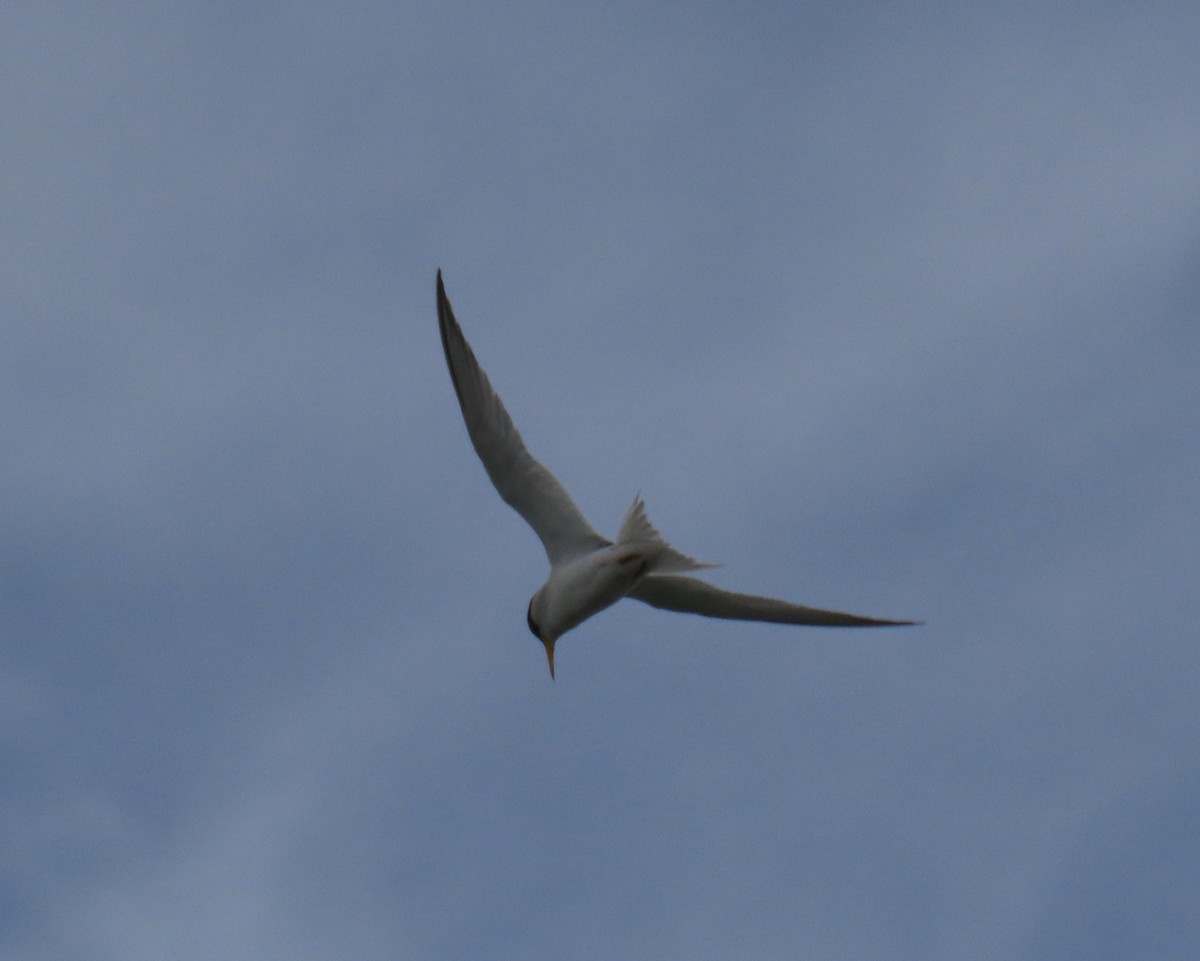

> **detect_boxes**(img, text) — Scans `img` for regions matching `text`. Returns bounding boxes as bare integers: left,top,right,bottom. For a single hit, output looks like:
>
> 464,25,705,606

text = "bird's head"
526,597,556,680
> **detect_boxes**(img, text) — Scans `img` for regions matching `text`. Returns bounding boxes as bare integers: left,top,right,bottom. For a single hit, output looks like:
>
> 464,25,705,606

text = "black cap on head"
526,600,543,641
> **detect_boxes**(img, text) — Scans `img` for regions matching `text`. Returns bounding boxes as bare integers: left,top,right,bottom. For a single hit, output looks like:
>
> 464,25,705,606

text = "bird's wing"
437,271,607,564
627,575,918,627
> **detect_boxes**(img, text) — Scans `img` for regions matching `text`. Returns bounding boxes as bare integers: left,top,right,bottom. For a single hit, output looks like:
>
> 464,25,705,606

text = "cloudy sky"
4,2,1199,958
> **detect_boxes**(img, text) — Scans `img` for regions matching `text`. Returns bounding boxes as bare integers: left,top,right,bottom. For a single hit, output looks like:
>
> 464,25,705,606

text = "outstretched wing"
437,271,607,564
627,575,919,627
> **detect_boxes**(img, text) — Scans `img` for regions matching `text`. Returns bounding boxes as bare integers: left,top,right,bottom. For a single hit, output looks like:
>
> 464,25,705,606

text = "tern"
437,270,917,677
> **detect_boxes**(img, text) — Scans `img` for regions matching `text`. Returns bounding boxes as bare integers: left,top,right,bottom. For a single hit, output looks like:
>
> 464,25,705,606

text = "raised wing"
627,575,919,627
437,271,607,564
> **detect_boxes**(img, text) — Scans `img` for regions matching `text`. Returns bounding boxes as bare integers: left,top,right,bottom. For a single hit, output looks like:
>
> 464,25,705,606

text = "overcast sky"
4,2,1199,958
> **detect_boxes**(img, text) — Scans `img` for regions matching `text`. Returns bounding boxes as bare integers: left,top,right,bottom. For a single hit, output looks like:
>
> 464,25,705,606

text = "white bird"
437,270,917,677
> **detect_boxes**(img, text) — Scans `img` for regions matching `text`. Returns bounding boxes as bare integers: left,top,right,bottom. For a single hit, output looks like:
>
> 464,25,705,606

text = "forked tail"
616,495,718,575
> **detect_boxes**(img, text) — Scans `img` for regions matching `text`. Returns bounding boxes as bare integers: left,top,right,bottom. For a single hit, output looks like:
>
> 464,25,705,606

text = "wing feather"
627,575,918,627
437,271,607,564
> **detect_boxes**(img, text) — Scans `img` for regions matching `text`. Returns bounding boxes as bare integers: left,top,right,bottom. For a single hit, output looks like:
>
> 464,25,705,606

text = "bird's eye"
526,601,543,641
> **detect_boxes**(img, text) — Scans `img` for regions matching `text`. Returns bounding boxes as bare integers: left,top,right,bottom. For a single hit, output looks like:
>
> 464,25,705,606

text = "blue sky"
4,2,1199,958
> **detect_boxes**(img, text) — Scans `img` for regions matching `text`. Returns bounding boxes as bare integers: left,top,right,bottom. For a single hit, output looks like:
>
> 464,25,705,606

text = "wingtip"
436,269,456,332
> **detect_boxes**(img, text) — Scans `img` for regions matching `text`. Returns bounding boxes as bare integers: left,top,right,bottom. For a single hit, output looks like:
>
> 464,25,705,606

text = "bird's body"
526,496,716,674
436,270,917,677
529,546,647,650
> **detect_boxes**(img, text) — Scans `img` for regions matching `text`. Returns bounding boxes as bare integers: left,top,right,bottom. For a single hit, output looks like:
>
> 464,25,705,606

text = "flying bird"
436,270,917,677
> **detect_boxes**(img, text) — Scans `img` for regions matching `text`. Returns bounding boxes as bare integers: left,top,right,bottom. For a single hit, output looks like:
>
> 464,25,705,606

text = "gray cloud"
4,2,1199,958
